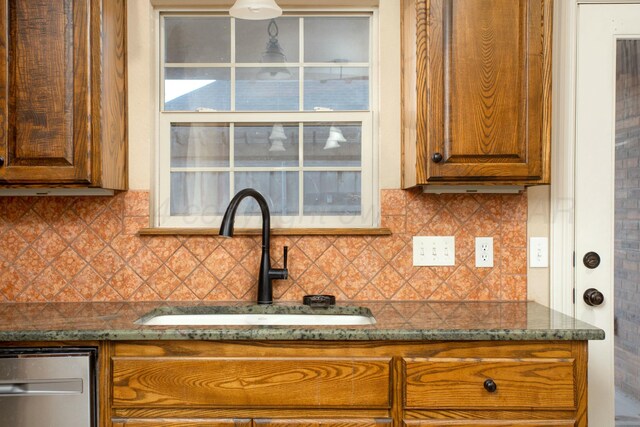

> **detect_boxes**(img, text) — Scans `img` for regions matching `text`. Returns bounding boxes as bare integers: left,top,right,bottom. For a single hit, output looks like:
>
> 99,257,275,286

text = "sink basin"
136,305,376,326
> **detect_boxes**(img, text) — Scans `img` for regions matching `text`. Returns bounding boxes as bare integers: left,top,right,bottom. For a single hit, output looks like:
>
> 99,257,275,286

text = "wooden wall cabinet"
107,341,587,427
0,0,127,189
401,0,552,187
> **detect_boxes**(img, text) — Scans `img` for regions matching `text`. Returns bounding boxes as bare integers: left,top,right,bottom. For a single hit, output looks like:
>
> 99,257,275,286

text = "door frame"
550,0,640,316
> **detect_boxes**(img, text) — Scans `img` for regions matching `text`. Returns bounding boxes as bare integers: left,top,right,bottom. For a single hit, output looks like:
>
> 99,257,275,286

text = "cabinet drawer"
404,421,575,427
113,420,250,427
255,419,392,427
113,357,391,408
404,358,576,410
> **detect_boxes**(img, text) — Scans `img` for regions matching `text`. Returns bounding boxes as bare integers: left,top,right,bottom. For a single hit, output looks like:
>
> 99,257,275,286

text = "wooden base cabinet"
0,0,127,189
107,341,587,427
401,0,552,187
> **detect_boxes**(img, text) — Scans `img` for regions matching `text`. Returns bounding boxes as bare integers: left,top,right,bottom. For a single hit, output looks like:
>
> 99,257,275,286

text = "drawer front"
404,358,576,410
404,421,576,427
255,419,392,427
113,420,250,427
113,357,391,408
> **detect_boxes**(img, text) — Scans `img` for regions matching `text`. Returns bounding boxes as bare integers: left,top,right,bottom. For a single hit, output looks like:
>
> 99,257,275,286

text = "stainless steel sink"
136,305,376,326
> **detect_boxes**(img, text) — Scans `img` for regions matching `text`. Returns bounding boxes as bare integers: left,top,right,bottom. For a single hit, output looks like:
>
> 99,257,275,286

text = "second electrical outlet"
475,237,494,268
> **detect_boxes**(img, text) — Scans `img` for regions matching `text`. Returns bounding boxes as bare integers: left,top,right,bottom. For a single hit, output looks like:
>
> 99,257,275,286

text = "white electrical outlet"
530,237,549,268
475,237,494,267
413,236,455,266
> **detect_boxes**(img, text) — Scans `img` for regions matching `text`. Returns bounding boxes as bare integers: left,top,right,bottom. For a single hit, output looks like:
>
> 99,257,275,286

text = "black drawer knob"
483,379,497,393
431,152,443,163
0,156,4,167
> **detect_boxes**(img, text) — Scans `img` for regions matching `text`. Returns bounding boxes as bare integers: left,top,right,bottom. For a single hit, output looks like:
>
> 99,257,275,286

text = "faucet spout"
219,188,288,305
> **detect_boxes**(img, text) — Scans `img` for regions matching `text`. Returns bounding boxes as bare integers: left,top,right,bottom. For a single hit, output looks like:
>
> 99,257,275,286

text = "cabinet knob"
483,379,497,393
583,288,604,306
0,156,4,167
431,152,443,163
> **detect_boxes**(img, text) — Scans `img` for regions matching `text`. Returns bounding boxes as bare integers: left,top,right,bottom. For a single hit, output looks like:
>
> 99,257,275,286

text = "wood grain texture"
110,341,588,427
402,0,553,186
404,358,576,409
96,0,127,190
112,357,392,409
137,228,392,237
404,421,575,426
0,0,127,188
255,418,392,427
112,419,251,427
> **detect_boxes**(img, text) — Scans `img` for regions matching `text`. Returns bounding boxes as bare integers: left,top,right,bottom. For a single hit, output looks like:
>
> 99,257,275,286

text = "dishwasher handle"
0,378,83,396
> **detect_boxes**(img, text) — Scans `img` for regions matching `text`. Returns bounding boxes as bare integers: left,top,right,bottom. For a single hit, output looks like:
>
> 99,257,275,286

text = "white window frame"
153,8,379,229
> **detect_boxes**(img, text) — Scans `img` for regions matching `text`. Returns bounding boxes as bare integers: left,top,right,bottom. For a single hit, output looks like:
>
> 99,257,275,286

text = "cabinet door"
419,0,552,183
0,0,92,184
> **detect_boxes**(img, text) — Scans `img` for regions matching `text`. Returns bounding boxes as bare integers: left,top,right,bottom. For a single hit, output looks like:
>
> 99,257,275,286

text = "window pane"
164,67,230,111
304,171,361,216
234,172,299,216
304,17,369,63
303,123,361,166
236,18,299,63
164,17,230,63
171,172,230,216
234,123,299,167
304,67,369,110
236,68,299,110
171,123,229,167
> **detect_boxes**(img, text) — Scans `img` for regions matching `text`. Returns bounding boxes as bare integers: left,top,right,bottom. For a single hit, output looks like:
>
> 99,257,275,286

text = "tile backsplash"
0,188,527,302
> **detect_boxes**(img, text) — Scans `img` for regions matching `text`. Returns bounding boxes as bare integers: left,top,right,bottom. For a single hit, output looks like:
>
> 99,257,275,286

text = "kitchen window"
155,11,377,229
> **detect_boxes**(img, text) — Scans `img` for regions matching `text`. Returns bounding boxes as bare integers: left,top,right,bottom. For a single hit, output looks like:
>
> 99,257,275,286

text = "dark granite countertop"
0,301,604,342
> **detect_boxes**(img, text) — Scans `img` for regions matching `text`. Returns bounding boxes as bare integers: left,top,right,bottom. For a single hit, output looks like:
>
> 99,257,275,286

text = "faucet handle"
283,246,288,269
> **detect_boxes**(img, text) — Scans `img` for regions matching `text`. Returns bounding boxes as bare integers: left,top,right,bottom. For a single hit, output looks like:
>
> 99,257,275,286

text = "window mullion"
231,18,236,112
299,122,305,216
299,17,305,112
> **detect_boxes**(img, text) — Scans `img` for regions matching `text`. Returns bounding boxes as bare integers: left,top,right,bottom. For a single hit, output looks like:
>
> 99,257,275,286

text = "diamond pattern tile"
184,266,218,299
14,248,47,281
0,189,528,302
90,209,122,242
54,248,87,281
70,266,105,300
13,211,48,243
0,229,29,262
166,247,199,280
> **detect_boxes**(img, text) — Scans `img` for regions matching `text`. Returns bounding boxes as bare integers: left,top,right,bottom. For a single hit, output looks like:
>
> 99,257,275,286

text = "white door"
575,4,640,426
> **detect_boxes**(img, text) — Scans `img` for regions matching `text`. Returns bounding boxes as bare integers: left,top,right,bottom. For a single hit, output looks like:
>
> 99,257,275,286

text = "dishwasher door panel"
0,351,95,427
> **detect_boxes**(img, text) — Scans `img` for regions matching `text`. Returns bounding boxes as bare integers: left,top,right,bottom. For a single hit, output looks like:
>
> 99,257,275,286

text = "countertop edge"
0,328,606,342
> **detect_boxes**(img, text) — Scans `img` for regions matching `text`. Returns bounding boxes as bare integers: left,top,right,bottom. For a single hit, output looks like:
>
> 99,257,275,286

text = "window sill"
137,227,392,236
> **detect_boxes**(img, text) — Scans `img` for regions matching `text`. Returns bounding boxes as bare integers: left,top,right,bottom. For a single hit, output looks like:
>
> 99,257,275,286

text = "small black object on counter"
303,295,336,308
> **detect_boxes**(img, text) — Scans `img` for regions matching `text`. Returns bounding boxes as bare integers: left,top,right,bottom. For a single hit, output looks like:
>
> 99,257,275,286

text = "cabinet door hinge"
572,251,576,267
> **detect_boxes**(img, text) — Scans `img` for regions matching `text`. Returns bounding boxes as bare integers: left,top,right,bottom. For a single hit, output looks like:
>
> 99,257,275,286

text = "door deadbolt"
583,252,601,269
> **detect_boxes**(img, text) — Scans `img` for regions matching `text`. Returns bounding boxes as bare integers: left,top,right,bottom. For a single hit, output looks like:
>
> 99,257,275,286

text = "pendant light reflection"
258,19,291,80
230,0,282,20
269,123,287,152
324,126,346,150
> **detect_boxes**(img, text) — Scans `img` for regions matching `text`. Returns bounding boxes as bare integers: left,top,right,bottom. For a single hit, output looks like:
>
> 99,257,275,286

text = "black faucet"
219,188,288,305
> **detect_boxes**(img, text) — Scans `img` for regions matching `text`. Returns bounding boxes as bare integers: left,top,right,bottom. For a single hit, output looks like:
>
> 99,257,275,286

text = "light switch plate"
413,236,455,266
530,237,549,268
475,237,494,268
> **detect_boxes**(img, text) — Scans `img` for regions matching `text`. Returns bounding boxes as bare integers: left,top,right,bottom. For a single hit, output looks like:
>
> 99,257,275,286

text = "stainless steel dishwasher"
0,348,97,427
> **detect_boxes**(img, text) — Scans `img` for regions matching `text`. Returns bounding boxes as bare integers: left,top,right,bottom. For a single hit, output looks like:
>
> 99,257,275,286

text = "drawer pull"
483,379,497,393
